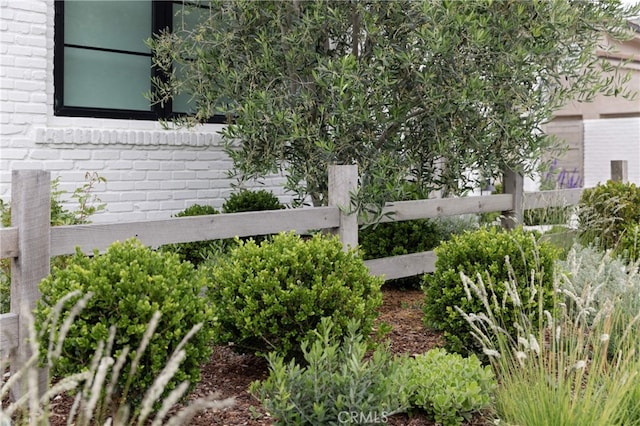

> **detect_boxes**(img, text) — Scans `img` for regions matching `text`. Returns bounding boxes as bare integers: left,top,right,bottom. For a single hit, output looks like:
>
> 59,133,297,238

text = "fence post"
501,169,524,230
328,164,358,250
10,170,50,400
610,160,628,183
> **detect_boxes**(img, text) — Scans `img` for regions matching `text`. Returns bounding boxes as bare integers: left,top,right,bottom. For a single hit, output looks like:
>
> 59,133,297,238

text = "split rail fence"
0,161,628,397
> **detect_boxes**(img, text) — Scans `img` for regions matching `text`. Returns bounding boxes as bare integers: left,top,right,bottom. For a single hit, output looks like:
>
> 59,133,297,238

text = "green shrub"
159,204,224,266
578,180,640,256
360,220,443,259
407,348,496,426
250,318,411,425
422,226,560,356
221,189,284,213
35,238,214,403
222,189,285,246
205,231,383,357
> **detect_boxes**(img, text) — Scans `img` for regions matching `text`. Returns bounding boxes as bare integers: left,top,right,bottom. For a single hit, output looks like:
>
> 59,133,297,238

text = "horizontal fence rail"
362,188,583,279
0,227,18,258
0,191,583,260
376,193,514,223
50,207,340,257
0,313,18,354
364,251,437,281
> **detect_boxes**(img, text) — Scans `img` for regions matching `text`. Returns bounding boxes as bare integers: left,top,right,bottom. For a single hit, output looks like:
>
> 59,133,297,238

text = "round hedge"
222,189,285,246
222,189,284,213
422,227,560,356
159,204,223,266
360,219,442,288
205,231,383,357
360,219,443,259
35,238,214,402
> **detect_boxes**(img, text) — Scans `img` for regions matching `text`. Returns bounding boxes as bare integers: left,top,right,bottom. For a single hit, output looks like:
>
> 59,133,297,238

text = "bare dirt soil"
46,287,492,425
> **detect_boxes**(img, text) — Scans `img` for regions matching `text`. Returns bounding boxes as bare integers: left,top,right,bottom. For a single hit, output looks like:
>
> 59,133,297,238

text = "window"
54,0,223,122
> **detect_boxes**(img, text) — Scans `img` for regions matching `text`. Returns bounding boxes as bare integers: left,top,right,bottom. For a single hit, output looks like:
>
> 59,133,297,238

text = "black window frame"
53,0,224,123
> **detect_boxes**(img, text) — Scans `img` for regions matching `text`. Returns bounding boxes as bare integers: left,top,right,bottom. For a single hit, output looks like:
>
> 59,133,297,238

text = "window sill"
35,119,225,147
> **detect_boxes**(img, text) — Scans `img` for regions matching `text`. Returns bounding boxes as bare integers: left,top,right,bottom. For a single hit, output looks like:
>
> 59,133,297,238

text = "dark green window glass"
54,0,223,122
64,1,151,53
63,48,152,110
62,1,152,111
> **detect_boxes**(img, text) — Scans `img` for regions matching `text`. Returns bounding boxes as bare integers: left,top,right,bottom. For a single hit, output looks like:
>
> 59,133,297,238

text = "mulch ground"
42,287,491,425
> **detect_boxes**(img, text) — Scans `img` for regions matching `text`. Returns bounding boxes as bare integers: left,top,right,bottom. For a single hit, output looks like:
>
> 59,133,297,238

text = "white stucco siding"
0,0,290,223
583,118,640,187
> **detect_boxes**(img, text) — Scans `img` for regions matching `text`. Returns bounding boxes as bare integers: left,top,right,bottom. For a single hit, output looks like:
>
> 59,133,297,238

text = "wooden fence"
0,162,626,397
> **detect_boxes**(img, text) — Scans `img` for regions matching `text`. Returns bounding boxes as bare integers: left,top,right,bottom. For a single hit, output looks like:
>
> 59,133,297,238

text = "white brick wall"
0,0,290,223
584,118,640,187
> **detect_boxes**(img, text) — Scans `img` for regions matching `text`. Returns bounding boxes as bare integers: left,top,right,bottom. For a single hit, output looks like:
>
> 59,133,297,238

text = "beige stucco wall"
544,26,640,187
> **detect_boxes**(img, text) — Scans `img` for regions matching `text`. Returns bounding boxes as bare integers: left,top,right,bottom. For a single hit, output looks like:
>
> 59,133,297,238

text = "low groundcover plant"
406,348,496,426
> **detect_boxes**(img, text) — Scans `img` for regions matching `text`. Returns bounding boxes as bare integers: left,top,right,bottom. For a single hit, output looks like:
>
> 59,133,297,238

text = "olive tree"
149,0,637,213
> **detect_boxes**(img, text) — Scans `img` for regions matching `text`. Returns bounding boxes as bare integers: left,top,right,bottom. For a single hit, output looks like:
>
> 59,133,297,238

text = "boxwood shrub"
422,227,560,356
35,238,214,402
360,219,442,258
204,231,383,358
222,189,285,246
221,189,284,213
360,219,443,288
158,204,224,267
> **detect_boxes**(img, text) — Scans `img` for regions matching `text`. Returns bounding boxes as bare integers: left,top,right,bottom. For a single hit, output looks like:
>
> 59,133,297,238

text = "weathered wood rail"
0,161,628,398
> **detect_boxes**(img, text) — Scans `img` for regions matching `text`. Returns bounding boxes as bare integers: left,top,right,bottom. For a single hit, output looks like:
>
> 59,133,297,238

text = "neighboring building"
543,19,640,188
0,0,290,223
